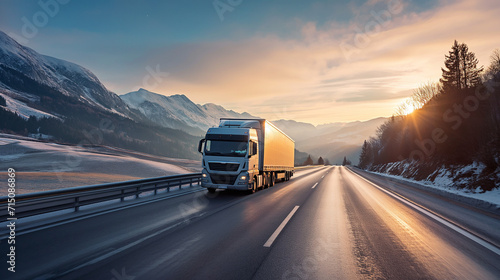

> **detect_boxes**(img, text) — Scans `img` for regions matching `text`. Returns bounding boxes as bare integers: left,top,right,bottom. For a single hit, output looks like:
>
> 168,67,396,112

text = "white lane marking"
348,169,500,256
264,206,300,247
321,175,325,178
311,183,318,189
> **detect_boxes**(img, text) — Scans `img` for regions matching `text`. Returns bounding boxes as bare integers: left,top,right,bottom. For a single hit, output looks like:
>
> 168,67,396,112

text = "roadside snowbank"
369,161,500,207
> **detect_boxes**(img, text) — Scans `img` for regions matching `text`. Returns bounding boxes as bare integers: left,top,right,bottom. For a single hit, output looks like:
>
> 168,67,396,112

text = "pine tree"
460,43,483,88
441,40,461,91
440,40,483,91
359,140,372,169
318,157,325,165
303,155,314,165
342,156,347,166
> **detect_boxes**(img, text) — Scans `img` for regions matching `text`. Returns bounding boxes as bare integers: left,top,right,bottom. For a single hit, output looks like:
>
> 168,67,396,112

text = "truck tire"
248,180,257,194
207,188,216,193
269,172,275,187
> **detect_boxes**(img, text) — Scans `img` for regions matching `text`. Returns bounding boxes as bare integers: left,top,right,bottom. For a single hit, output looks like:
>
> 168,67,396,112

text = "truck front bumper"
201,182,251,191
201,170,251,191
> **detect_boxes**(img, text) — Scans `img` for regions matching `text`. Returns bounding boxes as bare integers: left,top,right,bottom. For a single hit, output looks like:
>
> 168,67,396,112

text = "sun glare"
396,99,417,116
402,104,416,115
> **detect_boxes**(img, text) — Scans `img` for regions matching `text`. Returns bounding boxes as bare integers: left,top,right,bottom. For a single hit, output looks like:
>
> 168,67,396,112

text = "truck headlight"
202,173,207,178
240,175,247,180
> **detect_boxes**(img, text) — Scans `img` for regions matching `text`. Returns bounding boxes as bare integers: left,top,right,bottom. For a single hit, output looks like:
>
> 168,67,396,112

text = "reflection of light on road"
343,167,497,279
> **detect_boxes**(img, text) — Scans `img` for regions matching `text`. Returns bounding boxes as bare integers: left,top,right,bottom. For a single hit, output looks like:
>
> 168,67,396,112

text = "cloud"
120,0,500,124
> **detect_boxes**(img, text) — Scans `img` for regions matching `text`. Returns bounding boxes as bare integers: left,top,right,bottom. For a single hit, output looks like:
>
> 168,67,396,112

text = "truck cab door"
248,141,259,171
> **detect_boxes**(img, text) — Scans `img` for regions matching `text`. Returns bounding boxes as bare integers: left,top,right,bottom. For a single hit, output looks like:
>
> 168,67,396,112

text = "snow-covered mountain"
0,30,134,118
121,88,257,134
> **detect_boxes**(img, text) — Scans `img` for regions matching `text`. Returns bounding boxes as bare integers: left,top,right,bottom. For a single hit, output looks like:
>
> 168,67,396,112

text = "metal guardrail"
0,173,202,221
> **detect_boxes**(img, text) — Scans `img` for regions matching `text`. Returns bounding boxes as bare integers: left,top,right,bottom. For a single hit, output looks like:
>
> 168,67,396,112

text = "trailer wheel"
207,188,216,193
269,172,275,187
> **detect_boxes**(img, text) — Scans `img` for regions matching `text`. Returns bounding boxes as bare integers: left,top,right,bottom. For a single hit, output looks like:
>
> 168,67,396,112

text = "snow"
1,31,133,119
0,92,60,120
121,88,257,132
0,135,200,195
368,163,500,208
42,55,97,82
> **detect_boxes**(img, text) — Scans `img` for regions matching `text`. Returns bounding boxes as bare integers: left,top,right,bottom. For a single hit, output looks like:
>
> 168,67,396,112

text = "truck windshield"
205,140,248,157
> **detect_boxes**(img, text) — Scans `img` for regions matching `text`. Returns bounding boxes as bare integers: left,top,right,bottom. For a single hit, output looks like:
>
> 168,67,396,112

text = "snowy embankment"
0,134,201,195
368,161,500,208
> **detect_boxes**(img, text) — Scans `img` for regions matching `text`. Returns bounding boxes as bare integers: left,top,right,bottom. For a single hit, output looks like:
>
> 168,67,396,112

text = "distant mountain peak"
0,31,134,118
120,89,258,134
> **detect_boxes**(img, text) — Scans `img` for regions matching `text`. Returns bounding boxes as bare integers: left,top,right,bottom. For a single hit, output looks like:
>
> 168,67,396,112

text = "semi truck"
198,118,295,194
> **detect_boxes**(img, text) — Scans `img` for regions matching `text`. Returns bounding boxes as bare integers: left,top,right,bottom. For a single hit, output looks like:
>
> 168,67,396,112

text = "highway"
2,166,500,279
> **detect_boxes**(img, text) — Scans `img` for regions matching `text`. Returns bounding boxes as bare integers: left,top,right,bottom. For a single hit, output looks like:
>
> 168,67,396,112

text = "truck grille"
208,162,240,171
210,174,238,185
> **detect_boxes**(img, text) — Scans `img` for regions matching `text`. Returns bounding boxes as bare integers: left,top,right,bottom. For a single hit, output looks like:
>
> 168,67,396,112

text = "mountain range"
121,88,254,135
0,30,385,164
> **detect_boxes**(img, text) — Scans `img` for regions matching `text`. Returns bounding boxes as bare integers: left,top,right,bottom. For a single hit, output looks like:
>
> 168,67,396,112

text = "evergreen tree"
441,40,461,91
359,140,372,169
440,40,483,91
460,43,483,88
318,156,325,165
342,156,352,166
303,155,314,165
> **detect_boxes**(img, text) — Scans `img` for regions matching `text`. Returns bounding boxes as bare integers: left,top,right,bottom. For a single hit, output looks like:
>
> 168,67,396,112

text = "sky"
1,0,499,125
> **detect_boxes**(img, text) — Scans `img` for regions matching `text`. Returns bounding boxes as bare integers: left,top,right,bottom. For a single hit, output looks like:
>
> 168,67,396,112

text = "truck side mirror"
249,141,258,156
198,139,206,154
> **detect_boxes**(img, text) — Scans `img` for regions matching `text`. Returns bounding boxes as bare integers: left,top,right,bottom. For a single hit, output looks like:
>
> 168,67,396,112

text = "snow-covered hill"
121,88,256,133
0,30,134,118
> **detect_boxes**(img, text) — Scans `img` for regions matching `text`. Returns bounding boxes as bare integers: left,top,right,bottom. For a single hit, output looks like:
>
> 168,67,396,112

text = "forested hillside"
359,41,500,190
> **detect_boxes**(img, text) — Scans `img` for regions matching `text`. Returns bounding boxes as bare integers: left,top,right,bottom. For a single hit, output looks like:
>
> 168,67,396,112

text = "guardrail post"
179,180,182,190
121,189,125,202
154,184,157,195
167,182,170,192
190,179,193,187
75,197,80,212
136,186,140,199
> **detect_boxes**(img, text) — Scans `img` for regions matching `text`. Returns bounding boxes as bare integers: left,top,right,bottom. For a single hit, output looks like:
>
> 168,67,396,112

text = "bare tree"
485,48,500,79
411,82,441,107
395,82,442,117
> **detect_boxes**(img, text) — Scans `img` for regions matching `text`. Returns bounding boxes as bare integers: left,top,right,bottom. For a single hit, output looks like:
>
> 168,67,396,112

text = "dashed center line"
263,206,300,247
311,183,318,189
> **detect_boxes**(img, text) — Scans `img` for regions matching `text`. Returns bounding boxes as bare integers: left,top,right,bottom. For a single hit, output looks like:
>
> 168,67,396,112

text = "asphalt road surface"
2,166,499,279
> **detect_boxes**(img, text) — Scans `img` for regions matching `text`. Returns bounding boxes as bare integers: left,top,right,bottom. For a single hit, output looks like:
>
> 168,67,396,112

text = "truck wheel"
207,188,216,193
248,180,257,194
269,173,275,187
